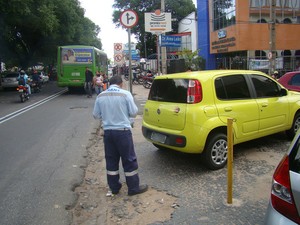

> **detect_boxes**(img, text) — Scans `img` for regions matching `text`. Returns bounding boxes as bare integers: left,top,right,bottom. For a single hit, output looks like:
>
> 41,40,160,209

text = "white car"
39,71,49,83
264,129,300,224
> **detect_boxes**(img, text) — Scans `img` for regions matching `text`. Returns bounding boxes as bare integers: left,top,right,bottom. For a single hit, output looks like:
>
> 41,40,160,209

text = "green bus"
57,45,108,88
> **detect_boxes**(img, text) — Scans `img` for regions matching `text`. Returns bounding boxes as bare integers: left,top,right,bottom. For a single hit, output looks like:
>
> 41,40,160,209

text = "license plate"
19,89,24,92
151,132,166,144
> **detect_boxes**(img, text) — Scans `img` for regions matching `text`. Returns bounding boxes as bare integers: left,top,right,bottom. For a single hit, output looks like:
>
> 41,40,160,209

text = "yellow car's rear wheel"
203,133,227,170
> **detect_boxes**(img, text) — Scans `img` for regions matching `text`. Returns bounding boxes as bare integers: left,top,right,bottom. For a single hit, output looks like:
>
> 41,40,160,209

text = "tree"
0,0,102,68
177,48,205,71
112,0,195,58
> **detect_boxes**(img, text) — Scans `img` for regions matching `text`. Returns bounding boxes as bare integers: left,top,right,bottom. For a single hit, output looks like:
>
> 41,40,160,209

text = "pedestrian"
93,71,103,95
93,75,148,196
85,67,93,98
271,71,279,79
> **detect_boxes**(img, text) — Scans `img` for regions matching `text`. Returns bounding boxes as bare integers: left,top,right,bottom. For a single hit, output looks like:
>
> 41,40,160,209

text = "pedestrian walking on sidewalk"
84,67,93,98
93,75,148,196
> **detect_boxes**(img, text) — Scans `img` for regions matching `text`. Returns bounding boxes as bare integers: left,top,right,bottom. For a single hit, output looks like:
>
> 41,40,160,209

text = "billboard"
61,48,93,64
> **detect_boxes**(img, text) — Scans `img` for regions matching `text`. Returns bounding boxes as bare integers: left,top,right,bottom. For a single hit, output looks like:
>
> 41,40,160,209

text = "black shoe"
112,184,122,194
128,184,148,196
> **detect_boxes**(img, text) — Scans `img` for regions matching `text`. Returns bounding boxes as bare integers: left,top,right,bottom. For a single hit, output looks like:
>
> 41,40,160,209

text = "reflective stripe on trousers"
104,130,140,192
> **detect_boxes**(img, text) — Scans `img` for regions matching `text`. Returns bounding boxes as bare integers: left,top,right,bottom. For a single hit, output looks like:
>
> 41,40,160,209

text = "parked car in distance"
278,71,300,92
264,129,300,225
40,71,49,83
1,72,19,89
29,71,49,84
142,70,300,170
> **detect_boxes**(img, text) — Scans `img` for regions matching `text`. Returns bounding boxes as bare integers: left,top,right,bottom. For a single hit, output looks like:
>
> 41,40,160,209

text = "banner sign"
249,58,283,70
161,35,182,47
62,48,93,64
145,10,172,34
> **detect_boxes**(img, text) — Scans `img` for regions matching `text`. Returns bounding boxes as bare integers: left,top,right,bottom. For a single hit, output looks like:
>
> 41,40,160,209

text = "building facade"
198,0,300,74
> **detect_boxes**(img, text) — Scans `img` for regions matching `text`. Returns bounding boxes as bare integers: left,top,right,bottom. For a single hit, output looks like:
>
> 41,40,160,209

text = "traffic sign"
114,54,123,62
114,43,123,52
120,9,138,28
268,52,273,60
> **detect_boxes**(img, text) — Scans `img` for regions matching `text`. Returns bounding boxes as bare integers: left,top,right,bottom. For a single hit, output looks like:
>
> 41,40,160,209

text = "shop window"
257,18,267,23
255,50,267,59
283,18,292,23
213,0,236,30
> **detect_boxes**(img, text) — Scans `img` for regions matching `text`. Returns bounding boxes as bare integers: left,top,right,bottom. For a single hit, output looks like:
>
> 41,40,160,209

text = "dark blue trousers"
103,130,140,193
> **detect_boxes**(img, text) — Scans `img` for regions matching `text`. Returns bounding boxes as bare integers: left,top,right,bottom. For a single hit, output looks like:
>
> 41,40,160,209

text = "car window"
5,73,19,78
215,75,250,100
290,137,300,173
251,75,281,98
290,73,300,86
149,79,188,103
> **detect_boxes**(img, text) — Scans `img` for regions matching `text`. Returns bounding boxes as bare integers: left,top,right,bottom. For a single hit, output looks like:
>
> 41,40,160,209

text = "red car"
278,71,300,92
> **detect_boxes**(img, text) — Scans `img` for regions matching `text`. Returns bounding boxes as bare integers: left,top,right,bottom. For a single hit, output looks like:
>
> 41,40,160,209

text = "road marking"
0,89,68,124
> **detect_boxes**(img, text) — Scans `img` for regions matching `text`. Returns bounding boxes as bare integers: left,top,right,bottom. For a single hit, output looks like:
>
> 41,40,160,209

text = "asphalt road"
0,81,292,225
0,82,97,225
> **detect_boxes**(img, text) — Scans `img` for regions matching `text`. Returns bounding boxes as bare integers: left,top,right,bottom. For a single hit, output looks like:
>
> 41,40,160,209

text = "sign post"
120,9,138,94
145,10,172,75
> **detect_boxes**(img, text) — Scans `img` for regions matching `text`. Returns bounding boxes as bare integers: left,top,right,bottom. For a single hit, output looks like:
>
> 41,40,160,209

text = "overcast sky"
79,0,197,60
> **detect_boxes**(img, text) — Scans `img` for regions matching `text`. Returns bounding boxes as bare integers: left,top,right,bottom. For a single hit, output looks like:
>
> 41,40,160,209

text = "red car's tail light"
187,79,202,104
271,155,300,224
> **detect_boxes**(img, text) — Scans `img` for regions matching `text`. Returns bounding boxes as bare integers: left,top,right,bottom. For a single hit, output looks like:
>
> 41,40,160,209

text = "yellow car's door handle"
224,107,232,112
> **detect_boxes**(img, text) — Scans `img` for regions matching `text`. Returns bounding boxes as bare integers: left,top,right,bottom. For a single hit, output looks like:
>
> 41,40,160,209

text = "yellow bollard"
227,118,233,204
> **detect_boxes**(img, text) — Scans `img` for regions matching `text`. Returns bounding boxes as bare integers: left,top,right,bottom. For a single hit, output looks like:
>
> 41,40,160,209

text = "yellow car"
142,70,300,170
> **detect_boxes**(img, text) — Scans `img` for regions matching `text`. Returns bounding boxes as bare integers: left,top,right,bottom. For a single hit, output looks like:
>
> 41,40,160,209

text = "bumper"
142,126,186,148
264,202,297,225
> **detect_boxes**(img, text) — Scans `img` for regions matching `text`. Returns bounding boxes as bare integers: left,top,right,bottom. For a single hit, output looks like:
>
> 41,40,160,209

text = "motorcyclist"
32,70,42,89
18,70,31,95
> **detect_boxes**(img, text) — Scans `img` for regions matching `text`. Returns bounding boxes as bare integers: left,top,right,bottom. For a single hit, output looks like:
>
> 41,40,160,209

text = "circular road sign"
114,43,123,52
268,52,273,60
120,9,138,28
114,54,123,62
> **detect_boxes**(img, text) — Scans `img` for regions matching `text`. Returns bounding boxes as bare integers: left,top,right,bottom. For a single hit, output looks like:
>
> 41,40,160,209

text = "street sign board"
145,10,172,34
160,35,182,47
120,10,138,28
114,43,123,52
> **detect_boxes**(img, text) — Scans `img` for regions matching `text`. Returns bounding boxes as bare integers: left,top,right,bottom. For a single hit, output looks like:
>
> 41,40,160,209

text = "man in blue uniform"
93,75,148,196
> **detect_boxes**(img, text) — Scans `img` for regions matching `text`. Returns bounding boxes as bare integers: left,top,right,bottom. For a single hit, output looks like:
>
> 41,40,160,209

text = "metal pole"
227,118,233,204
161,0,167,75
128,28,133,93
269,0,276,75
157,35,161,75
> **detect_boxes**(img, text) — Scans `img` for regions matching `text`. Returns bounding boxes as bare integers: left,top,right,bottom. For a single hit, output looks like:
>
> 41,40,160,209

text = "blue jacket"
93,84,138,130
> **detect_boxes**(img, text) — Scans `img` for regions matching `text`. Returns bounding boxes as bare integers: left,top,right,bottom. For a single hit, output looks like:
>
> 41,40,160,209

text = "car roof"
155,70,268,81
4,72,19,77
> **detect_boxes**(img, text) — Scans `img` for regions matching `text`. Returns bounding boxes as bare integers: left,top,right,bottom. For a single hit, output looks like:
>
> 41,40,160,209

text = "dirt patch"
70,126,178,225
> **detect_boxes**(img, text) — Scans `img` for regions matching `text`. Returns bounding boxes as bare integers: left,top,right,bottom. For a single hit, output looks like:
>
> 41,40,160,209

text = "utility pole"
161,0,167,75
269,0,276,75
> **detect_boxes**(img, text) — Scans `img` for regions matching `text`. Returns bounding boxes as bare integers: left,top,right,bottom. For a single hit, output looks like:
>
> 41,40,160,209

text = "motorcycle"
17,85,29,102
31,80,41,93
142,73,155,89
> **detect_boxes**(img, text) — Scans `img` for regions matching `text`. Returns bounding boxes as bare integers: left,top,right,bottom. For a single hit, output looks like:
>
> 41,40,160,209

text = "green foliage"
0,0,103,68
112,0,195,58
177,48,205,71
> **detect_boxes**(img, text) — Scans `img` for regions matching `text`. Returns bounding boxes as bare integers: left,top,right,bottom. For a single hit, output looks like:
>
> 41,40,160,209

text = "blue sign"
123,50,139,54
218,30,227,39
160,35,182,47
132,54,140,60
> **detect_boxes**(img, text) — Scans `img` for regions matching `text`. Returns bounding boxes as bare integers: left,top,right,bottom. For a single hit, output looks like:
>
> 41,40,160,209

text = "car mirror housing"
281,88,288,96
